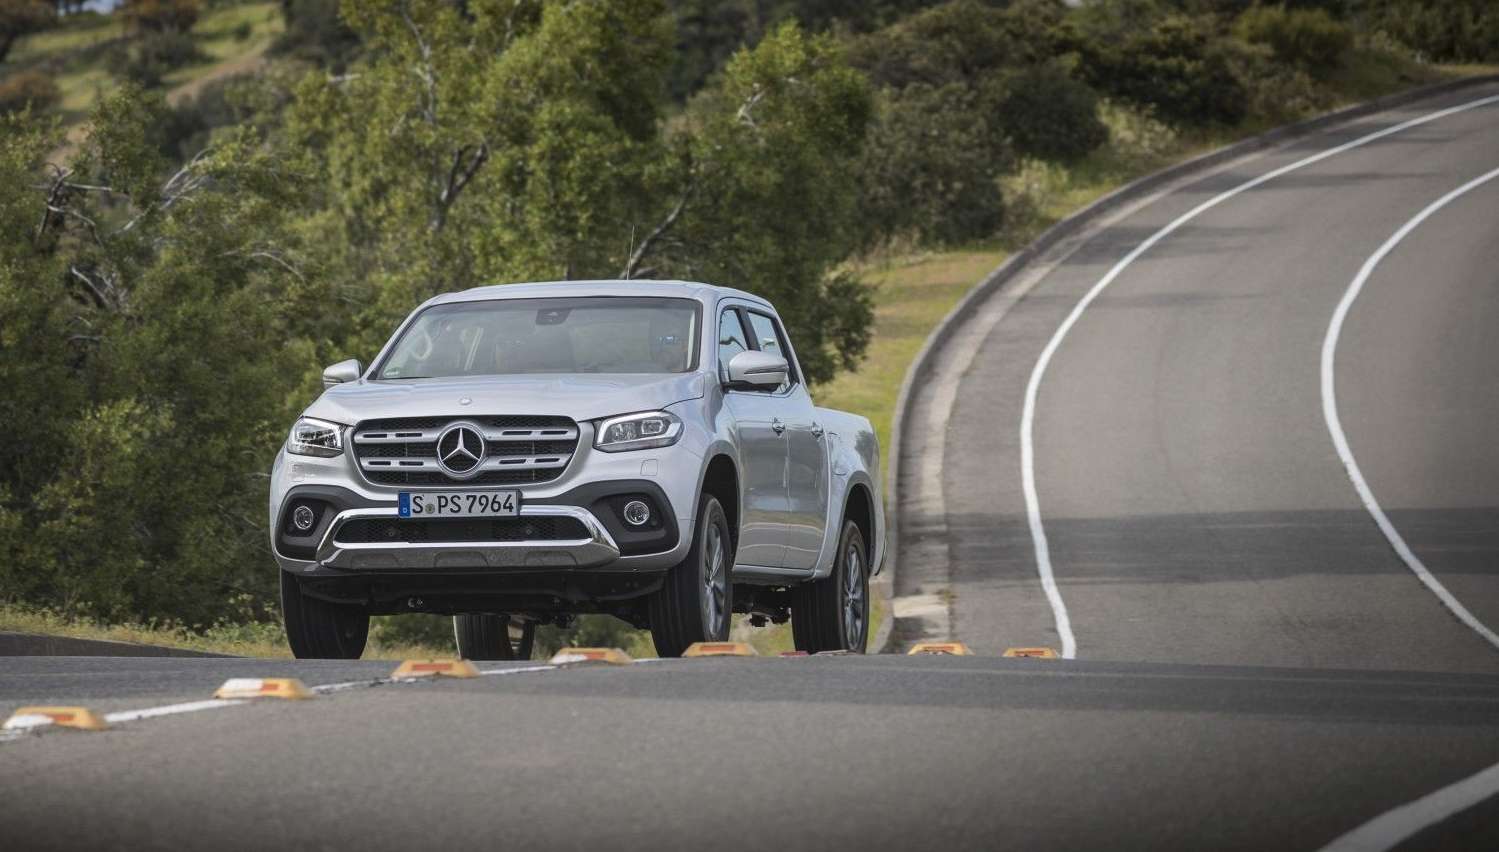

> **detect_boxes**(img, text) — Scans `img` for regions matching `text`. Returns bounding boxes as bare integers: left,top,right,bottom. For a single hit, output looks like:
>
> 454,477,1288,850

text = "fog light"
292,505,316,532
622,500,651,527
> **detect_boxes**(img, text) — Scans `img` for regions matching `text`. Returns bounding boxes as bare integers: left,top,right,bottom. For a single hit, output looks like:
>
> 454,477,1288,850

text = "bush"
271,0,362,72
1079,14,1248,127
107,30,203,87
996,64,1108,163
858,83,1012,246
120,0,200,34
1362,0,1499,63
0,71,60,115
1234,5,1353,77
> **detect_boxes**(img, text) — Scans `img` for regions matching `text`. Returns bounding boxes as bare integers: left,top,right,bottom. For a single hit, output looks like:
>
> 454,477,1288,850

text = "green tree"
0,0,54,63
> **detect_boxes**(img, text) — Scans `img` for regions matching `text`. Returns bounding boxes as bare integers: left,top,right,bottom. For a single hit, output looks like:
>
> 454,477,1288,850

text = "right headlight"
287,417,345,458
594,411,683,453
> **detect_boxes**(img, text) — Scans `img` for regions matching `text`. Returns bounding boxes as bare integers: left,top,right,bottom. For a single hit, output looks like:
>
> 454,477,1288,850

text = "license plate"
398,491,520,518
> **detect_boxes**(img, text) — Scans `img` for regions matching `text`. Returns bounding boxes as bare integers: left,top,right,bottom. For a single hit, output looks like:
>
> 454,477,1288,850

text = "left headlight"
594,411,683,453
287,417,345,458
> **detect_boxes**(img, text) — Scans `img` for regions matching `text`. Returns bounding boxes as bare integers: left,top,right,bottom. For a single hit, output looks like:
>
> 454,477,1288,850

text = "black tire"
791,519,869,653
649,494,733,658
281,570,369,659
453,614,516,660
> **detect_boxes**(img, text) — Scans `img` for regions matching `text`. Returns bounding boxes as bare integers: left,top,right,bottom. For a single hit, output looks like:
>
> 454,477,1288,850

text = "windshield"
376,297,700,379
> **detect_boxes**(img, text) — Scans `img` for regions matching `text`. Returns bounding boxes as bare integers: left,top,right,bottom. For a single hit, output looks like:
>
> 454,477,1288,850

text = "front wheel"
791,519,869,654
649,494,733,657
453,614,537,660
281,571,370,659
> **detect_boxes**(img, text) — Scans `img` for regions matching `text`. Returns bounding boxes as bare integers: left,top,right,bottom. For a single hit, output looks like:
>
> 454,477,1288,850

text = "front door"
718,308,787,568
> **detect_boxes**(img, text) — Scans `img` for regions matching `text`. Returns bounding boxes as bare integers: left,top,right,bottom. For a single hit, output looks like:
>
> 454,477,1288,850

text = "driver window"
746,311,795,391
718,309,749,376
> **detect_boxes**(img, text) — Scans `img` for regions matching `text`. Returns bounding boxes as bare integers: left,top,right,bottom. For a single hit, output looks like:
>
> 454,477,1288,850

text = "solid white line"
1318,758,1499,852
104,698,246,724
1319,165,1499,651
1019,92,1499,661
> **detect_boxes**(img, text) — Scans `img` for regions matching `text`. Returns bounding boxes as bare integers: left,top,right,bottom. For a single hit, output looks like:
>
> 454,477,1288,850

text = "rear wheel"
453,615,537,660
281,571,369,659
791,519,869,653
649,495,733,657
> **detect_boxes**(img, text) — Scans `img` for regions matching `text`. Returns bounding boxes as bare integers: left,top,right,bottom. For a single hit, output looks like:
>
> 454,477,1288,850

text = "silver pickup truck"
269,281,884,659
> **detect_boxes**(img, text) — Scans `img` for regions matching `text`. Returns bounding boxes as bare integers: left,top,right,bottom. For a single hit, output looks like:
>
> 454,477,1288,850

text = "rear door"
718,306,788,568
743,310,829,572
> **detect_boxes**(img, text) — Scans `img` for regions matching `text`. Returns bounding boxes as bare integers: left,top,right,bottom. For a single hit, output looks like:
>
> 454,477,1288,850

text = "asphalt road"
6,85,1499,852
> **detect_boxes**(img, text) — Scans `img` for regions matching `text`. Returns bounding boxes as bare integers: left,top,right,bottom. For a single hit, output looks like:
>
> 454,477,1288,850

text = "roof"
431,279,771,309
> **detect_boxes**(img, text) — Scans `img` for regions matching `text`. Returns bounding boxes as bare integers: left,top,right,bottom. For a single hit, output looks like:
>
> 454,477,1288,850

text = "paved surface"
3,655,1499,852
6,86,1499,852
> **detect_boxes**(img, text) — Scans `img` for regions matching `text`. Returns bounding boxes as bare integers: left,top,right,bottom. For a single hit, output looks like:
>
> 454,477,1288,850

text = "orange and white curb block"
1003,647,1058,659
390,659,481,680
549,647,633,665
4,706,109,732
908,641,973,656
213,678,315,700
683,641,758,658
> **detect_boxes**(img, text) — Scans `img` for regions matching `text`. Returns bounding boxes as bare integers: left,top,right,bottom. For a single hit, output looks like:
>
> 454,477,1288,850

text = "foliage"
1359,0,1499,63
1077,12,1248,126
0,88,319,624
858,82,1010,246
996,64,1108,163
1234,4,1352,77
0,69,60,114
0,0,53,64
106,29,204,87
270,0,361,71
120,0,201,34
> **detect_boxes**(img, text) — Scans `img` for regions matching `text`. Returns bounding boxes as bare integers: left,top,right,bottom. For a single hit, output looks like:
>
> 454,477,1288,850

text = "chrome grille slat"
351,415,578,486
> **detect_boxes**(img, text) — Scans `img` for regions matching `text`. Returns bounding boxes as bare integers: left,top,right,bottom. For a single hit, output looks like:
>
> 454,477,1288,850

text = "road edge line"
1317,757,1499,852
883,73,1499,655
1318,166,1499,652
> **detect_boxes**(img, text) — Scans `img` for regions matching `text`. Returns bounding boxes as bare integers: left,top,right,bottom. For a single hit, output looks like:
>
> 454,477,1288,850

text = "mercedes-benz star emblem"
435,423,485,479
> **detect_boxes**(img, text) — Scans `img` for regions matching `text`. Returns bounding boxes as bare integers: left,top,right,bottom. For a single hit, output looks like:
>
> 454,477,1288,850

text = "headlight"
287,417,345,458
594,411,683,453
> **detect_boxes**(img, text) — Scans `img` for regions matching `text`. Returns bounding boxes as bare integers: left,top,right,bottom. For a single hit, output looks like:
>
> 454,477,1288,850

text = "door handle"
811,422,824,438
771,418,786,435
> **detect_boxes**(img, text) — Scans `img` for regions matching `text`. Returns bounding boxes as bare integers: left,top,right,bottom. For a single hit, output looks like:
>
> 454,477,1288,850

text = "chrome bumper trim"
313,505,620,571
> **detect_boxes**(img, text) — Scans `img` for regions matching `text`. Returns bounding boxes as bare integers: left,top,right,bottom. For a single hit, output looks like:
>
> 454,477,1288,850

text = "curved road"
4,84,1499,852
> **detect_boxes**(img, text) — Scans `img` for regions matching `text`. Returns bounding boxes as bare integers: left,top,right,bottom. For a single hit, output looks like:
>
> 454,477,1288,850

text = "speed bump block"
907,641,972,656
549,647,633,665
390,659,481,680
683,641,757,657
4,706,109,731
1003,647,1058,659
214,678,314,699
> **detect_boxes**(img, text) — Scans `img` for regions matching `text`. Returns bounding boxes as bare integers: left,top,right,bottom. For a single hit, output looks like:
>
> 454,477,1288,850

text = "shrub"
120,0,200,34
106,30,203,87
858,82,1012,246
1078,14,1248,127
1225,37,1328,122
996,64,1108,163
1234,4,1353,77
271,0,362,72
1361,0,1499,63
0,70,60,115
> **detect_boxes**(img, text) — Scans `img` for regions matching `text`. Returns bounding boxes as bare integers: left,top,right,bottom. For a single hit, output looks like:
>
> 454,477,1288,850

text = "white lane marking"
1318,758,1499,852
1019,92,1499,661
104,698,246,724
1319,165,1499,651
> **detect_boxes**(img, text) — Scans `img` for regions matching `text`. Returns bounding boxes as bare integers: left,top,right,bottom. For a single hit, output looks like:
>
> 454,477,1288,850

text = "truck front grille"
351,415,579,487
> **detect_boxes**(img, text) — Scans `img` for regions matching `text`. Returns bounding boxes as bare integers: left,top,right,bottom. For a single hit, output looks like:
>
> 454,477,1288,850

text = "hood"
305,372,708,425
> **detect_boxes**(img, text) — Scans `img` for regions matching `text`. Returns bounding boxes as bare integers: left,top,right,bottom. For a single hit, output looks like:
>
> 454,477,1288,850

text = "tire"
649,494,733,658
791,519,869,654
281,570,370,659
453,614,516,661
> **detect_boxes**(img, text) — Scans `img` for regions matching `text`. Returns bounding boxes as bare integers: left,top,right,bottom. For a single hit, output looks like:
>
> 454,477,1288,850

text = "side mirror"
322,358,363,389
724,350,788,389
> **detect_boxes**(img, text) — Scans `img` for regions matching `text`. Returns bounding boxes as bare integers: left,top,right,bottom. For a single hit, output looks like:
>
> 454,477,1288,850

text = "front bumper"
314,505,620,571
